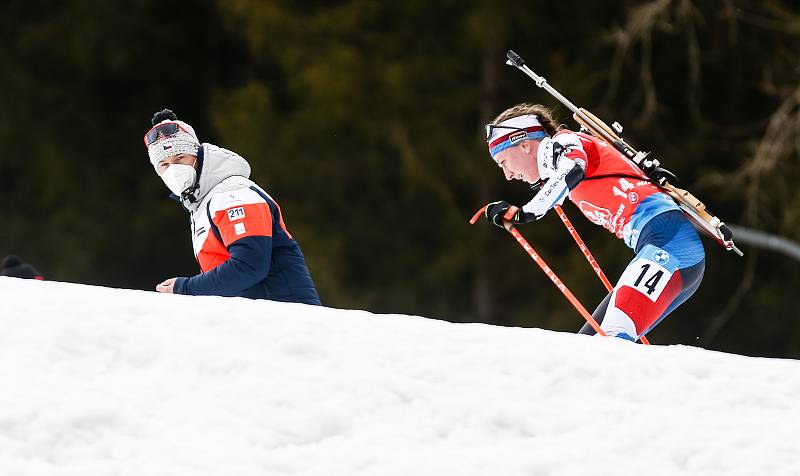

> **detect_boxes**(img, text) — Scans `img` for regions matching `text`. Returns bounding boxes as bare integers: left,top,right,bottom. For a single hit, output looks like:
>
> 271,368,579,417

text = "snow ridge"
1,278,798,476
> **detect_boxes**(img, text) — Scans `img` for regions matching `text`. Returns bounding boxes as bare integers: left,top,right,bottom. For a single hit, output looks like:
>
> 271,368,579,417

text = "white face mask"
160,164,197,196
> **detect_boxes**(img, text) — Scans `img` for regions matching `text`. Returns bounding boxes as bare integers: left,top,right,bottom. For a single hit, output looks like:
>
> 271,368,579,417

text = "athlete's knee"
604,244,685,337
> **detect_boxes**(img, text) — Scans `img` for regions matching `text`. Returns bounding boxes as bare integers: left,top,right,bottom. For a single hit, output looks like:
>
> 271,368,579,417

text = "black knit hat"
0,255,43,280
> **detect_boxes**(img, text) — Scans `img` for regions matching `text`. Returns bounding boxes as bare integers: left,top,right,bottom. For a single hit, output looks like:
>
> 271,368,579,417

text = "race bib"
617,250,674,302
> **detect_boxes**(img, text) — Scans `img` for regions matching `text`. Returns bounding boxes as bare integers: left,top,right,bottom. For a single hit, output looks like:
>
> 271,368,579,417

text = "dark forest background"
1,1,798,357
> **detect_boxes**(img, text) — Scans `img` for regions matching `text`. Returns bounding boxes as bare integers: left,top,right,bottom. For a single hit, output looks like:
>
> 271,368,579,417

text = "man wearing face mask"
145,109,321,305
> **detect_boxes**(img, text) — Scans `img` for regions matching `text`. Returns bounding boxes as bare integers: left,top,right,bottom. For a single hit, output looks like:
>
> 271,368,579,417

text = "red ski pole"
554,205,614,290
552,205,652,345
470,206,607,336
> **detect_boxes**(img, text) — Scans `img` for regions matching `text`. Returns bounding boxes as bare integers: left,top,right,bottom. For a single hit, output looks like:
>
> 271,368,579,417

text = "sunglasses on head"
143,122,190,147
485,123,529,143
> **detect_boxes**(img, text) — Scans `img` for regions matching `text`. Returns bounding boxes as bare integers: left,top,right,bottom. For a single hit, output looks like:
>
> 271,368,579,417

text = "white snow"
1,277,799,476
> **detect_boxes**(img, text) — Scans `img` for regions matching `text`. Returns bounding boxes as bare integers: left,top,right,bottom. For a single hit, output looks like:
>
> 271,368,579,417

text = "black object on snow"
0,255,43,279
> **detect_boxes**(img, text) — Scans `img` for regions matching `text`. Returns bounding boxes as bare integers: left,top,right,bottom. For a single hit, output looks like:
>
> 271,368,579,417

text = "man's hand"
156,277,178,293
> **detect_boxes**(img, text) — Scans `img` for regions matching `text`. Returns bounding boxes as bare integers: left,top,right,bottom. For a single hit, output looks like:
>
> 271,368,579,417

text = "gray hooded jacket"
172,144,321,305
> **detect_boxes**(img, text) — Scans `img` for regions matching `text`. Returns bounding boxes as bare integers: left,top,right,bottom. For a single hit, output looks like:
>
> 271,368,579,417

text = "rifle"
505,50,743,256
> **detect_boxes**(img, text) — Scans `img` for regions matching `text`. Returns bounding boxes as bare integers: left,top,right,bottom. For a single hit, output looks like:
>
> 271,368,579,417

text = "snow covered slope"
1,277,798,476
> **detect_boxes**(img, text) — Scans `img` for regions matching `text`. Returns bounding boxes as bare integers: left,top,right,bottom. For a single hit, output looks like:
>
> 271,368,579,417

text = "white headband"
487,115,546,158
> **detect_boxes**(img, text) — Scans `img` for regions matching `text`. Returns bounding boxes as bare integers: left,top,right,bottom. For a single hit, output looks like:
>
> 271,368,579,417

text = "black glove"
484,201,535,228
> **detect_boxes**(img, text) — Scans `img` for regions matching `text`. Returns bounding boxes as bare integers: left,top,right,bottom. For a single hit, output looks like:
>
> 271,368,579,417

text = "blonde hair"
491,103,562,137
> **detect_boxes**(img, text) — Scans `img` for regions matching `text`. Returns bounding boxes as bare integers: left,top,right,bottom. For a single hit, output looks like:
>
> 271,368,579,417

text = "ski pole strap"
469,205,488,225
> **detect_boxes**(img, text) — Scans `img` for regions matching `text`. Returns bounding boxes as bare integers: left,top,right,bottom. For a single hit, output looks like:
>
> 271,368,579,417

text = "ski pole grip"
506,50,525,67
503,206,520,220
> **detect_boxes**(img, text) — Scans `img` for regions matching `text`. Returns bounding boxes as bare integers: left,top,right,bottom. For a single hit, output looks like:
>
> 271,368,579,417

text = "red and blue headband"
486,114,547,158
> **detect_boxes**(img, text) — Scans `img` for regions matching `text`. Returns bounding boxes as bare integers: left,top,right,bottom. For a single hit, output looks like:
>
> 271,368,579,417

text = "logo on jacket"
579,200,612,228
551,142,566,169
628,192,639,203
653,250,670,265
234,222,246,236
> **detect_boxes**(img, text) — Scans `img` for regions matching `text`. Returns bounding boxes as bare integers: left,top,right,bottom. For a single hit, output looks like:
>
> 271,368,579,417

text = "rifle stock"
574,108,621,142
573,108,647,165
576,108,742,255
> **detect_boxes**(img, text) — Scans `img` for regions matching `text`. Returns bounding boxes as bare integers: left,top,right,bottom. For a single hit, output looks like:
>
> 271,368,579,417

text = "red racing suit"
522,130,702,340
523,130,680,249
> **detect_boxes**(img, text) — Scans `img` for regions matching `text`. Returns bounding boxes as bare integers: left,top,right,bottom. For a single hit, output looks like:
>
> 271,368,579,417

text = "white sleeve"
522,158,575,218
524,133,589,219
537,133,587,179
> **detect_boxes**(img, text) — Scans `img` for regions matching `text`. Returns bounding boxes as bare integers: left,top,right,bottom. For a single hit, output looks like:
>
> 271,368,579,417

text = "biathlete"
484,103,704,341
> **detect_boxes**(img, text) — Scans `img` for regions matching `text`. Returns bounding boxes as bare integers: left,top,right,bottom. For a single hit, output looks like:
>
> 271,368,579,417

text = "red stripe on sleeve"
213,202,273,247
565,146,589,163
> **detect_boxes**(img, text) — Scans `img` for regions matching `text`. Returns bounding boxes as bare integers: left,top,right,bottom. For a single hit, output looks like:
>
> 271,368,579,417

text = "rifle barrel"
506,51,579,113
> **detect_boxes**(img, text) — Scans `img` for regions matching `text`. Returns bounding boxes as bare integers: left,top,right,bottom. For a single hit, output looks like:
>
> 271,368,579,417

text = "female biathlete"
484,103,704,341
